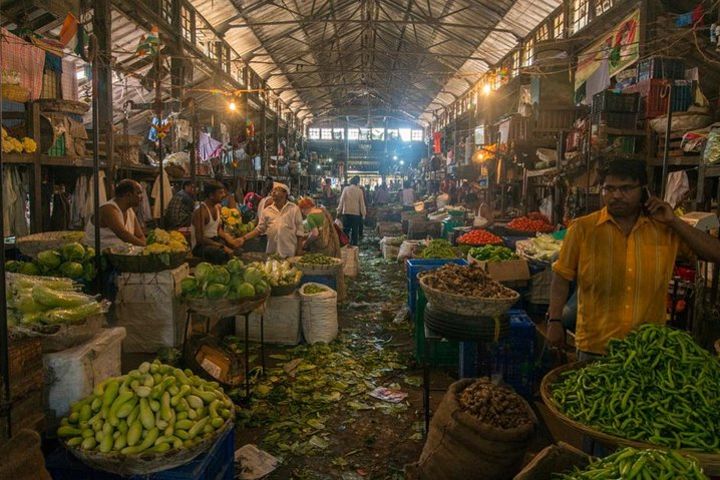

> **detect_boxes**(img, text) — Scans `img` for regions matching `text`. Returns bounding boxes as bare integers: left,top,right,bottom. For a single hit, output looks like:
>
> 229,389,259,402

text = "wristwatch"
545,312,562,326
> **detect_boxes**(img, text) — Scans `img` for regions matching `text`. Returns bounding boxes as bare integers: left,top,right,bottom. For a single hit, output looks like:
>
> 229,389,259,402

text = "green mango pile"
6,242,96,281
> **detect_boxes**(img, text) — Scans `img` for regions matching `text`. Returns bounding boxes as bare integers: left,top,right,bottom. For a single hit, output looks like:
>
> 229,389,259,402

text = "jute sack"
410,379,536,480
0,429,51,480
513,442,590,480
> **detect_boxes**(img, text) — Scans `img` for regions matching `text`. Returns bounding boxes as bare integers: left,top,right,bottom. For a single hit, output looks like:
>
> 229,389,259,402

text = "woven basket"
292,257,344,276
271,281,299,297
541,362,720,475
17,231,85,258
18,314,106,353
36,99,90,115
418,273,519,317
106,250,188,273
424,303,510,342
63,405,234,476
2,84,29,103
185,291,268,317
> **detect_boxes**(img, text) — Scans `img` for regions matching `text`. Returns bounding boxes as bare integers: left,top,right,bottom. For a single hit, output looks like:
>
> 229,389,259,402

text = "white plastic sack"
300,283,338,344
236,292,301,345
116,264,189,353
397,240,421,261
341,246,359,278
382,244,400,261
43,327,126,423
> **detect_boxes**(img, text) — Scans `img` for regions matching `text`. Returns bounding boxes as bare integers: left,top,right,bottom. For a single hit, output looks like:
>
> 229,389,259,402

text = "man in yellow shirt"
548,159,720,359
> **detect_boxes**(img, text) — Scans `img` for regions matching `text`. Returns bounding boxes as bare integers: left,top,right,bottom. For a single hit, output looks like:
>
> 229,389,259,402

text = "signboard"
575,9,640,92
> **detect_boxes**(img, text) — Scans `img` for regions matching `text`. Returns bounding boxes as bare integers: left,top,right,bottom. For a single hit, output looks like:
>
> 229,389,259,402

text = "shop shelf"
624,79,693,119
45,426,235,480
592,111,638,130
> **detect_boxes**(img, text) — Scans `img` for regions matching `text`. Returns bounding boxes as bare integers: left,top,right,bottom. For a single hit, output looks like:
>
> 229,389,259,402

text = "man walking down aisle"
337,176,367,246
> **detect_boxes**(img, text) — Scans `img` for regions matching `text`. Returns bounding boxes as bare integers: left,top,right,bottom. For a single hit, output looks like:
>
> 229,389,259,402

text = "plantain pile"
420,263,517,299
459,378,534,429
57,360,233,455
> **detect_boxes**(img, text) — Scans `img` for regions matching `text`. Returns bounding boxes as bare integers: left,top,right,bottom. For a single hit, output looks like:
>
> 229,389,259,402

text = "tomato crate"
637,56,685,82
45,427,235,480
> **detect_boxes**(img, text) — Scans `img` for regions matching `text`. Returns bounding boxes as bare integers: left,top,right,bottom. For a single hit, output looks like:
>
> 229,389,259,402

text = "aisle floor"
232,237,455,479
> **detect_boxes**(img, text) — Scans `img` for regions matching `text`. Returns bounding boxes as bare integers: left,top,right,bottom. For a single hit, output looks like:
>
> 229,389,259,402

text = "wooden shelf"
704,165,720,178
526,167,558,178
649,156,700,167
3,153,100,168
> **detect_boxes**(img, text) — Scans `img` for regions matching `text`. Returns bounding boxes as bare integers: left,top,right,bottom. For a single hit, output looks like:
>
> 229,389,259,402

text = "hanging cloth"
664,171,690,208
84,171,107,227
151,172,173,219
197,131,223,161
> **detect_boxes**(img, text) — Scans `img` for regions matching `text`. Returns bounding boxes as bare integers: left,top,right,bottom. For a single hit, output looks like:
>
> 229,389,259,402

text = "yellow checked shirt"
552,208,680,354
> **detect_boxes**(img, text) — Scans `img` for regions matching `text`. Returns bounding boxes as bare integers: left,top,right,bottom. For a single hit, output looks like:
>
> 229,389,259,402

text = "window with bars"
522,39,534,67
411,129,424,142
572,0,589,33
554,12,565,38
399,128,411,142
232,62,245,85
160,0,173,25
348,128,359,140
309,128,320,140
321,129,332,140
536,24,549,42
333,128,344,140
512,50,521,77
595,0,615,16
180,6,193,42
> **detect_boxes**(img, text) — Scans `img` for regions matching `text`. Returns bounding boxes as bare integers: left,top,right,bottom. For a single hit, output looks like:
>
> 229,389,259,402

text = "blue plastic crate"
406,258,467,314
457,309,537,398
45,427,235,480
302,274,337,290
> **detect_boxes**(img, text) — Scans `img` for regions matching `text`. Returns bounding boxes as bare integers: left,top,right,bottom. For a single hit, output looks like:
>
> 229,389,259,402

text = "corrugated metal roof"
124,0,563,125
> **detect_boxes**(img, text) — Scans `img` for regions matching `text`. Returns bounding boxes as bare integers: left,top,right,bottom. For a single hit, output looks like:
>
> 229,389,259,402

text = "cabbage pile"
180,259,269,301
6,273,106,329
6,242,96,281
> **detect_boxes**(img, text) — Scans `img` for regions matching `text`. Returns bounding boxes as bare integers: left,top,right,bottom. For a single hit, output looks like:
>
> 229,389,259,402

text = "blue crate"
46,427,235,480
302,274,337,290
457,309,537,398
406,258,467,314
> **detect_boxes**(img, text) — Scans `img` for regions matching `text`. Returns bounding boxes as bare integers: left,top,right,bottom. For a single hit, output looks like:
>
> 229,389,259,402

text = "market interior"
2,0,720,479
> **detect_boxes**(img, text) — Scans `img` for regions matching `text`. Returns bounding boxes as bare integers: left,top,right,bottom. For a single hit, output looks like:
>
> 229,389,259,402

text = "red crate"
623,80,693,119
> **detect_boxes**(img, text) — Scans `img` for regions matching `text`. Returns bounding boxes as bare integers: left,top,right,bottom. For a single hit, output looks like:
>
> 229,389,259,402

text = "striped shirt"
553,207,680,354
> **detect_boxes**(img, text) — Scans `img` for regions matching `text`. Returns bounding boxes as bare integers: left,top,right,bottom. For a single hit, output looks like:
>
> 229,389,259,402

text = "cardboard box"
468,255,531,283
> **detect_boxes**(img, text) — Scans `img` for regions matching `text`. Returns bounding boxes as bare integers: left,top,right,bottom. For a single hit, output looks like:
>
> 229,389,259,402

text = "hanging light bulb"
482,83,492,96
228,100,237,111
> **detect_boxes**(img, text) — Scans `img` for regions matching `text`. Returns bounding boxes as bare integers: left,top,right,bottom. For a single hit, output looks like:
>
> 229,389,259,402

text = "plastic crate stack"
624,57,690,119
458,309,537,398
591,90,640,130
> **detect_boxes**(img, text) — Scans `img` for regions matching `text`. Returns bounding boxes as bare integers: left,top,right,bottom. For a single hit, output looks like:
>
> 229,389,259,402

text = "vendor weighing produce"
238,182,305,258
548,159,720,358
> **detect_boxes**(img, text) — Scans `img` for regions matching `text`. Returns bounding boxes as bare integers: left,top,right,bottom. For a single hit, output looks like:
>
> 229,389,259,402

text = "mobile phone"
641,187,651,215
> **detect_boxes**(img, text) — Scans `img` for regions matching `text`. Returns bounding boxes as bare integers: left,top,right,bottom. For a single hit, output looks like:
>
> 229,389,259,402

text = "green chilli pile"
554,447,708,479
57,360,233,455
551,324,720,451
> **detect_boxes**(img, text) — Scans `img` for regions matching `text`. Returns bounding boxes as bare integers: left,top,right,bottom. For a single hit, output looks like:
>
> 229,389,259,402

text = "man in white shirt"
239,182,304,258
401,180,415,208
337,176,366,246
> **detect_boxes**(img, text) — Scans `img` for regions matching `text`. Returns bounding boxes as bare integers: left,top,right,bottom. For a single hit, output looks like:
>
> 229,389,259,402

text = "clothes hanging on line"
197,131,223,161
151,172,173,219
2,167,29,237
136,181,152,226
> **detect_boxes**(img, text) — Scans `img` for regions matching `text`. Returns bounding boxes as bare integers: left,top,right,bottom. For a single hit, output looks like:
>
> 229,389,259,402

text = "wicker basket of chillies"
541,360,720,476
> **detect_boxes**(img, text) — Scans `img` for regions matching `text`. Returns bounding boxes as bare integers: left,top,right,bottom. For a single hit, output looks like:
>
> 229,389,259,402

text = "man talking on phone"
547,159,720,359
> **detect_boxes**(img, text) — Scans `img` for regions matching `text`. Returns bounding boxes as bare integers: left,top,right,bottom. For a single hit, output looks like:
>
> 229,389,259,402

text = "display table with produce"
541,324,720,475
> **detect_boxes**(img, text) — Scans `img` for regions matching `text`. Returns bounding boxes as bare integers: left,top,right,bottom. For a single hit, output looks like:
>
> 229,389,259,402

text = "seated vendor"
84,179,146,249
191,181,242,264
